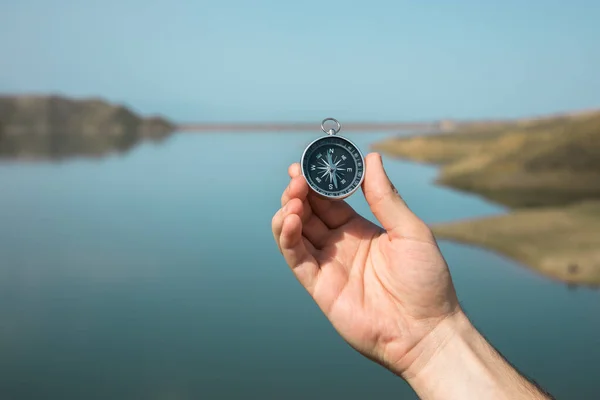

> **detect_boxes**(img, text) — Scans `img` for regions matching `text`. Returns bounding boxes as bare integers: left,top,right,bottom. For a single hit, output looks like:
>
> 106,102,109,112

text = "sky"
1,0,599,123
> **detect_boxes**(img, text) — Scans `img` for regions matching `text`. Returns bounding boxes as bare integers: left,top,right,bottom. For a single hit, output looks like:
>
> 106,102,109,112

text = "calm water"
0,132,598,399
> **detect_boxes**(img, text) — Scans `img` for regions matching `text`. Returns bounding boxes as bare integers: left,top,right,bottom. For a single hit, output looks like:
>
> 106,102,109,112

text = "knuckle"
271,209,282,228
281,187,290,205
366,186,392,209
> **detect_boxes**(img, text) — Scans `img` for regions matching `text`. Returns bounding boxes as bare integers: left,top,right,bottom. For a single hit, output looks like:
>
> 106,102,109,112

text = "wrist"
399,309,474,384
399,309,551,400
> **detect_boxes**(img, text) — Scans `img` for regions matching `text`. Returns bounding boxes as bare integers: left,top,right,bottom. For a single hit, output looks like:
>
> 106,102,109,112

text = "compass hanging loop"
321,118,341,136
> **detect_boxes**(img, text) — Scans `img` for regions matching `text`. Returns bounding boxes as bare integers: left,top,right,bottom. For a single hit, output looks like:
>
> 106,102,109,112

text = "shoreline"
429,201,600,286
370,111,600,286
384,148,600,286
177,122,440,132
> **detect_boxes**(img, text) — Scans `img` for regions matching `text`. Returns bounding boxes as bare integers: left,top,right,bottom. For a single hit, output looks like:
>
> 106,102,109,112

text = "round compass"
301,118,365,200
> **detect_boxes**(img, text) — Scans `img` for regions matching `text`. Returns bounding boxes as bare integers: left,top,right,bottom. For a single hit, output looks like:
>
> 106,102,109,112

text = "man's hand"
271,153,459,375
272,153,553,399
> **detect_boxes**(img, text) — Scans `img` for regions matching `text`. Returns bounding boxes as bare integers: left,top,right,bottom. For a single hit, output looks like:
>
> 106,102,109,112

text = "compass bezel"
300,134,366,200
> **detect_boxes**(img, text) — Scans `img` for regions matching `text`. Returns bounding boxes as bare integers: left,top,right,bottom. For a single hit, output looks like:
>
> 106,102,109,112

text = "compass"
301,118,365,200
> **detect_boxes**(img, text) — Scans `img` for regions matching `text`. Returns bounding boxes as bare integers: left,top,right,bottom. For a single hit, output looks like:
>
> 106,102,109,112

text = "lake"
0,131,598,399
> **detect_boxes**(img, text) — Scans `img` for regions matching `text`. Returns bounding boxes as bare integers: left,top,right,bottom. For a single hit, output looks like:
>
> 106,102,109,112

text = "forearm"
400,311,552,400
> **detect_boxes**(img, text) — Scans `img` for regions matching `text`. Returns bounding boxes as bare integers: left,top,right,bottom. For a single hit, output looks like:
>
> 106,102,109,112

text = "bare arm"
401,311,553,399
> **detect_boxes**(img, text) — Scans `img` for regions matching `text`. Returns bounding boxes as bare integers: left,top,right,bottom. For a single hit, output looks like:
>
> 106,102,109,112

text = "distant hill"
0,95,176,160
372,109,600,208
372,109,600,285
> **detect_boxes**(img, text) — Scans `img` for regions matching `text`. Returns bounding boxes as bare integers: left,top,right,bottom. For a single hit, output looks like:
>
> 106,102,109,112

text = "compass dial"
301,135,365,199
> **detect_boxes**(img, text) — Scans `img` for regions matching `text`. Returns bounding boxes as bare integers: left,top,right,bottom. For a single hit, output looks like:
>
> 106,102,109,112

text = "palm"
273,154,459,373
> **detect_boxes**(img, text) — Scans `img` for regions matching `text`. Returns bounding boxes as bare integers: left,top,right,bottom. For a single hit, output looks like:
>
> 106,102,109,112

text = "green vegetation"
372,110,600,285
0,95,175,160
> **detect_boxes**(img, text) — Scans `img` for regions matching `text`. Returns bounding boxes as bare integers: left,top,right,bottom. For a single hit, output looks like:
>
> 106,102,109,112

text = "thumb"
362,153,432,241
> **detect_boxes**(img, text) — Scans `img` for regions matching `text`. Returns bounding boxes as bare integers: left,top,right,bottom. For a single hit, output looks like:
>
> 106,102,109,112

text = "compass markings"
302,136,364,198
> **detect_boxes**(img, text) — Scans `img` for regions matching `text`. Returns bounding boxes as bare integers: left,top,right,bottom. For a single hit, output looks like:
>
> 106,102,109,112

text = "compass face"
301,135,365,199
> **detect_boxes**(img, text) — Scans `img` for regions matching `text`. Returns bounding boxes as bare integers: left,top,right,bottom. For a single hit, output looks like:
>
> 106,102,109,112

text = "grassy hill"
373,110,600,208
372,110,600,285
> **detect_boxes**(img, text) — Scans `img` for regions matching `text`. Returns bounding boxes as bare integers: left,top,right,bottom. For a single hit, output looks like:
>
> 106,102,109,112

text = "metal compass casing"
301,118,366,200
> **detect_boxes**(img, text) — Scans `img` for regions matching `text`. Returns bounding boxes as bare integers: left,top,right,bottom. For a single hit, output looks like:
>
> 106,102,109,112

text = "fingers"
288,163,301,178
307,194,357,229
279,175,330,248
278,213,320,292
275,197,329,248
361,153,432,241
272,199,297,251
281,175,309,207
288,163,357,229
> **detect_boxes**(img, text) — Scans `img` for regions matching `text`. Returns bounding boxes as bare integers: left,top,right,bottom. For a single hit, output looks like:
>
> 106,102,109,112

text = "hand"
271,153,460,377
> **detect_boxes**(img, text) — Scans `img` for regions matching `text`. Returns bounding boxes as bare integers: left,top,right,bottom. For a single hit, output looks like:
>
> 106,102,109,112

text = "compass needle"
327,152,333,166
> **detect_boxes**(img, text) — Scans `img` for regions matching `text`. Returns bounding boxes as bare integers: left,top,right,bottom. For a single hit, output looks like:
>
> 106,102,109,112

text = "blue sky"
1,0,599,123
